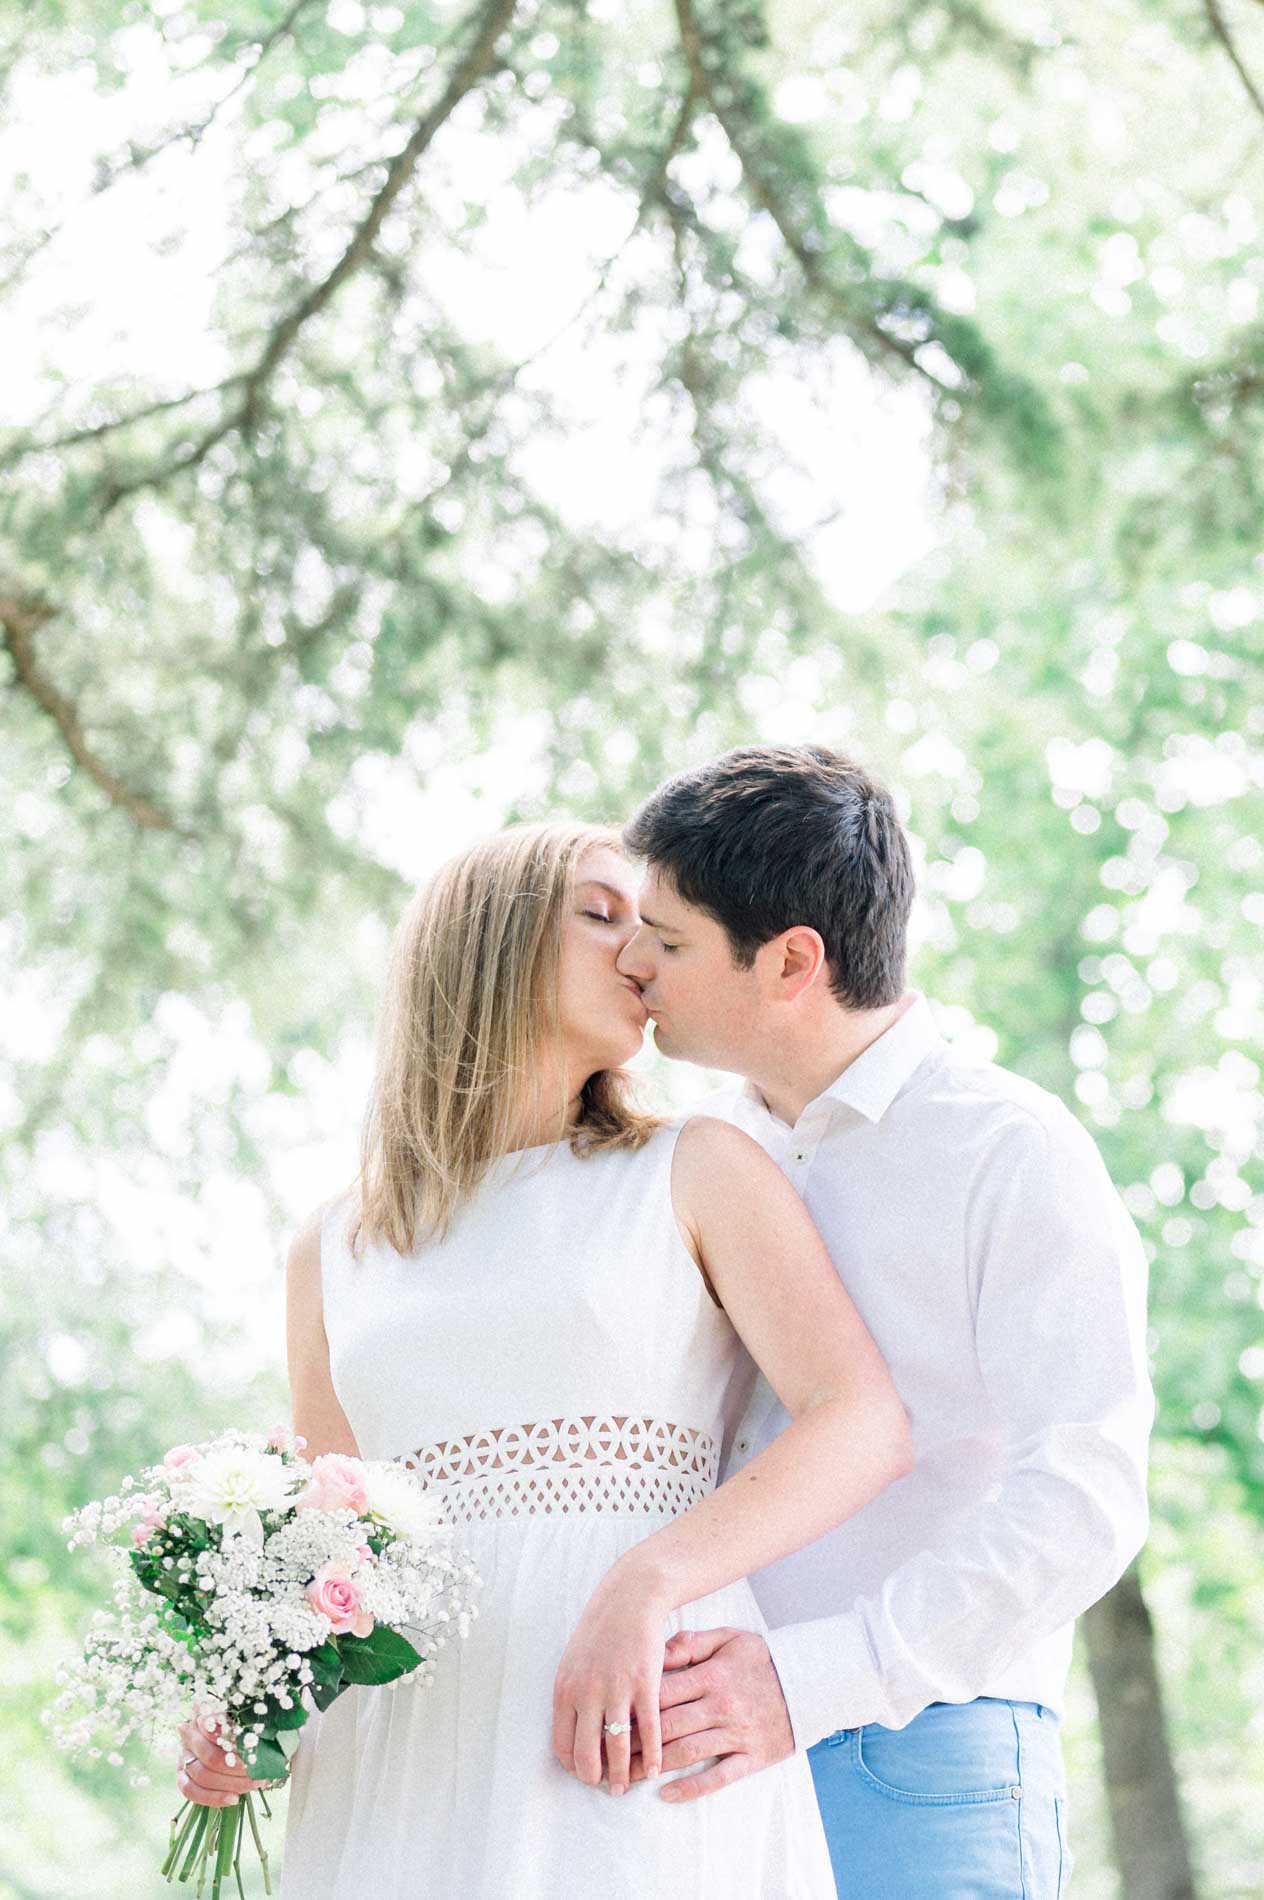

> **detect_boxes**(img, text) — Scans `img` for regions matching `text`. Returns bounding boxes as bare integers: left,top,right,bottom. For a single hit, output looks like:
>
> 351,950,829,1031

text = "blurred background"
2,1,1262,1894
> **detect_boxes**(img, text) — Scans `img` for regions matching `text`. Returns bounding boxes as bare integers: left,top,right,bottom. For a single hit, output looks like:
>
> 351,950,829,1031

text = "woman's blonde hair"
349,820,661,1257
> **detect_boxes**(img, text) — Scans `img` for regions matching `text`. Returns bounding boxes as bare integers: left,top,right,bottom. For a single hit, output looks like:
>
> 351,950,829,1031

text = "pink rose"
163,1445,200,1472
294,1453,369,1516
266,1424,294,1452
305,1562,373,1638
132,1493,167,1545
355,1542,373,1564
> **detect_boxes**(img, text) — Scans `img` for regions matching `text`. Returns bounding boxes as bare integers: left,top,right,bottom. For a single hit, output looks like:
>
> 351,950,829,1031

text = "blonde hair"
349,821,661,1257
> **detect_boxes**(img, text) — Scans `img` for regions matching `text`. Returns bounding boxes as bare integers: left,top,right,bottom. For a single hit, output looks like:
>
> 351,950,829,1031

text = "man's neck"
745,990,917,1127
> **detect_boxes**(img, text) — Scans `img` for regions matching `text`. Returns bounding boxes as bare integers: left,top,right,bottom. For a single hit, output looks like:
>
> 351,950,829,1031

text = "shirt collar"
739,990,944,1129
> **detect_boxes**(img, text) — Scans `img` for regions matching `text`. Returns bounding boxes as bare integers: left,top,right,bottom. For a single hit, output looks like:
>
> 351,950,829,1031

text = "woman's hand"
551,1558,672,1797
175,1713,276,1808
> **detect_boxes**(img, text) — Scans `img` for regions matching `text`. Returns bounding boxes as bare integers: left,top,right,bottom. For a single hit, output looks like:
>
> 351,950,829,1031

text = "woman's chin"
602,1024,646,1068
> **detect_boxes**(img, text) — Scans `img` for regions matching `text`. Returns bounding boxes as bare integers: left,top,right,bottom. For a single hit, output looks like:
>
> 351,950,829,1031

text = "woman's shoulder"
666,1116,789,1235
287,1186,359,1275
594,1112,756,1163
671,1112,770,1167
562,1114,732,1181
598,1112,771,1210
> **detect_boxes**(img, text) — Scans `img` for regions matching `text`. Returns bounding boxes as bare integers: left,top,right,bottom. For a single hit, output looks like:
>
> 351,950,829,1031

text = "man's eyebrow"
636,910,683,934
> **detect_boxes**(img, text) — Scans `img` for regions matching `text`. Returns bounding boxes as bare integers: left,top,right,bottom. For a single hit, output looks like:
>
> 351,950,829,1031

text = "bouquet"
45,1424,481,1898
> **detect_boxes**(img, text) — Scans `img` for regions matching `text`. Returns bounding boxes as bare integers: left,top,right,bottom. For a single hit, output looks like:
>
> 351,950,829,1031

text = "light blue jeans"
807,1698,1074,1898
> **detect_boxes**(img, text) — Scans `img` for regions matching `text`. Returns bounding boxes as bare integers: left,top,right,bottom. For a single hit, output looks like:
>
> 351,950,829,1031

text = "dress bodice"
319,1120,750,1523
287,1120,840,1899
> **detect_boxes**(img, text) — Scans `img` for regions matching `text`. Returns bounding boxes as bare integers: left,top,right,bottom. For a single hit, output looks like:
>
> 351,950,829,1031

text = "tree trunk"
1080,1564,1199,1900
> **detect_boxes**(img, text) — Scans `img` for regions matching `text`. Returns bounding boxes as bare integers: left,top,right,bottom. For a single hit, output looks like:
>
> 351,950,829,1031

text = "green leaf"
261,1693,308,1731
335,1625,423,1686
241,1736,290,1782
305,1639,345,1711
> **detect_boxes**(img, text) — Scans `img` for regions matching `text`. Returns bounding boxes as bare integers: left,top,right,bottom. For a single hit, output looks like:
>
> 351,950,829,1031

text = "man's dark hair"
623,744,914,1010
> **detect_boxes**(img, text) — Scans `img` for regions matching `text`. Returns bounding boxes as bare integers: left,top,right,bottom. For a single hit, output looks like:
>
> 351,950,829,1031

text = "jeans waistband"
824,1697,1060,1747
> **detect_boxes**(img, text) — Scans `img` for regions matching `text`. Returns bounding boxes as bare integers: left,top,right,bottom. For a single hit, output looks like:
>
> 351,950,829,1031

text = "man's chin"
650,1018,687,1060
652,1018,738,1075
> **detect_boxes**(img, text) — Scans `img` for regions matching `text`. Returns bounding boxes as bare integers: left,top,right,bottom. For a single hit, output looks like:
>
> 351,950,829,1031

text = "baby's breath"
47,1427,480,1898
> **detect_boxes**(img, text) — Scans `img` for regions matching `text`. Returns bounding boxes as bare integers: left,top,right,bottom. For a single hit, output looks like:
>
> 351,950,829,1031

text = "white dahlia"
181,1446,301,1546
362,1466,451,1546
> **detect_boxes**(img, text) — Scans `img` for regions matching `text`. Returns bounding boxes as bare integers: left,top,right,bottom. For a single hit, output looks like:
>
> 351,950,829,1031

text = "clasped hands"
551,1575,796,1803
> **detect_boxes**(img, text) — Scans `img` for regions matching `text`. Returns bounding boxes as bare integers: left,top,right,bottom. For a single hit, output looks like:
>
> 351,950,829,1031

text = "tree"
3,2,1262,1893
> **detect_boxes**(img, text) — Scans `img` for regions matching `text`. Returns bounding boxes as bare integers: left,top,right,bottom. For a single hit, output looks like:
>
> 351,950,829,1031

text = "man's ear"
768,927,827,1004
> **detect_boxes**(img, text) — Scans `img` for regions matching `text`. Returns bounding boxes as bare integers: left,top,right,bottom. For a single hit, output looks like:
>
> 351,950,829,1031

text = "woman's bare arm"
285,1204,360,1462
618,1116,913,1609
177,1207,360,1807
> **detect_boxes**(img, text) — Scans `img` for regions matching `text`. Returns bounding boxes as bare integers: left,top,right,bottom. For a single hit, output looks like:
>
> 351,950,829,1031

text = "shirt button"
1010,1786,1023,1800
736,1438,749,1453
792,1150,807,1164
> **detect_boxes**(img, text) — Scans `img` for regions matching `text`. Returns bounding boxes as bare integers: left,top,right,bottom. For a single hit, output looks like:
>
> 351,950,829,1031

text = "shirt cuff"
764,1613,886,1754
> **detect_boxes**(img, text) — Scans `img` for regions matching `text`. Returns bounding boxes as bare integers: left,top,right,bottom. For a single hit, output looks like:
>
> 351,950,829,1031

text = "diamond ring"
603,1720,632,1737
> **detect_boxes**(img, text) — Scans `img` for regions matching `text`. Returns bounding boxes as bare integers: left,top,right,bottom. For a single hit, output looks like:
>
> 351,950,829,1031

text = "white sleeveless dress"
279,1120,837,1898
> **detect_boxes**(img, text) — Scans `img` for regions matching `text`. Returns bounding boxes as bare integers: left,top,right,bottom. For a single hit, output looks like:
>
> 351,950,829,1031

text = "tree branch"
86,0,519,518
8,11,666,490
485,78,706,391
1204,0,1264,122
0,590,191,832
0,0,322,304
106,0,323,177
671,0,944,389
0,377,249,467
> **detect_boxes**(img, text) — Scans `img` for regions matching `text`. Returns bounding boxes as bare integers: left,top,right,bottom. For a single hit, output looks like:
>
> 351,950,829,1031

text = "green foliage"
335,1623,424,1685
305,1637,347,1711
2,0,1263,1892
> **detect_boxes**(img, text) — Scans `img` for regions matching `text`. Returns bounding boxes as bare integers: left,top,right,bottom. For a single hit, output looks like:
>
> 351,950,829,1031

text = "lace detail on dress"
395,1415,719,1521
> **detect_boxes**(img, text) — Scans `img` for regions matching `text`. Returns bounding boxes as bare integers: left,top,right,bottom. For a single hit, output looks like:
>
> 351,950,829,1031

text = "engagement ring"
603,1720,632,1736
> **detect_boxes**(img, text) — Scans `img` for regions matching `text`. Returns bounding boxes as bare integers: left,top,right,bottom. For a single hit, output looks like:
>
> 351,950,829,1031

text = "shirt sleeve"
764,1105,1155,1751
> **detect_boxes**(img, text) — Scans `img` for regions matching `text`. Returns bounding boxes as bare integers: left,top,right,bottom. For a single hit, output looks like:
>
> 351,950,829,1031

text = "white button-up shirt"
706,992,1154,1751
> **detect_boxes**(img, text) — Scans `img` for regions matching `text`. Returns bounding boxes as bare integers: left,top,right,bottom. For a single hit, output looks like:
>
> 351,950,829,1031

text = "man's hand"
626,1626,796,1802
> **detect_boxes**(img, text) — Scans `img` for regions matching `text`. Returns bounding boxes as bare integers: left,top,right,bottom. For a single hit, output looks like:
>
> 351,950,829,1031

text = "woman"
176,821,913,1897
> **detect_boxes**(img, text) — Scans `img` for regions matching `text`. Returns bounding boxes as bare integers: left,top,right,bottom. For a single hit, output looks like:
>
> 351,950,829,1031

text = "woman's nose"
616,926,650,976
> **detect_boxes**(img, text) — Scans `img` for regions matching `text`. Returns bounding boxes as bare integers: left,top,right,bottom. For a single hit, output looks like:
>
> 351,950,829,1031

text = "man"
614,743,1153,1899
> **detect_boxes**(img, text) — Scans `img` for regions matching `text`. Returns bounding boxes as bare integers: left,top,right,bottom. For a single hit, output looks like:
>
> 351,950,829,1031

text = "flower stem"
196,1810,218,1895
178,1804,211,1882
163,1799,202,1879
242,1791,274,1896
212,1799,240,1898
233,1802,249,1900
161,1786,273,1894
